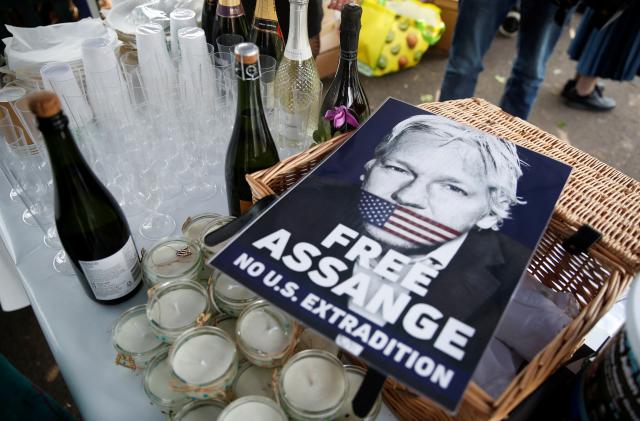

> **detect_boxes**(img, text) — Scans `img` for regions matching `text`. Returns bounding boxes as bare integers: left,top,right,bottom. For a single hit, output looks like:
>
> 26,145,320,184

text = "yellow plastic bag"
357,0,445,76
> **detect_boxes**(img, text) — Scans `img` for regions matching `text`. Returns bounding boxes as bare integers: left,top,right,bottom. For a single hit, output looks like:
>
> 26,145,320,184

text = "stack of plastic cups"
81,37,132,129
40,62,93,129
170,9,197,58
135,23,178,113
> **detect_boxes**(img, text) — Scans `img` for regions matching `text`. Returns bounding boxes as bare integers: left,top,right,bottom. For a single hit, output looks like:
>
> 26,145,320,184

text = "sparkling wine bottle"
250,0,285,61
212,0,250,45
315,3,370,143
29,92,142,304
225,43,280,216
202,0,219,44
274,0,321,152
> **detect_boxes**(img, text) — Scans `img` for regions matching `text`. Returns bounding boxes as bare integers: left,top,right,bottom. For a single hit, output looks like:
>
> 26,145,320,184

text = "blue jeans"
439,0,566,119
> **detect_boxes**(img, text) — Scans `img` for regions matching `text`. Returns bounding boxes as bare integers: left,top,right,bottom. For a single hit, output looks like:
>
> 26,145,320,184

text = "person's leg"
499,0,566,119
439,0,514,101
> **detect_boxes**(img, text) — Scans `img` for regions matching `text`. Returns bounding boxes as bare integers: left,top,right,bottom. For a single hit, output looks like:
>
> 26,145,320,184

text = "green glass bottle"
212,0,250,45
316,4,370,143
250,0,285,61
29,92,142,304
225,43,280,216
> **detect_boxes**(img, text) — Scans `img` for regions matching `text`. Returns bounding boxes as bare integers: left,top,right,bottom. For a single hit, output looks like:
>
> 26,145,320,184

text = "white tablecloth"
0,170,397,421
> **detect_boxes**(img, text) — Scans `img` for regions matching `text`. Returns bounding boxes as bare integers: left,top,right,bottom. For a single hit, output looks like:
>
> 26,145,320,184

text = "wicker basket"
246,98,640,420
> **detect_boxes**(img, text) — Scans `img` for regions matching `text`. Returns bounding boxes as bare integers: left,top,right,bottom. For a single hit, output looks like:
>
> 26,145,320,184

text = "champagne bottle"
29,92,142,304
250,0,285,61
274,0,321,150
212,0,250,45
225,43,280,216
202,0,219,44
315,4,370,143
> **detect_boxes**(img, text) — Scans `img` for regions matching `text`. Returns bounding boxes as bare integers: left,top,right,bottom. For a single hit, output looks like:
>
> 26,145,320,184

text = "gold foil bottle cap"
234,42,260,65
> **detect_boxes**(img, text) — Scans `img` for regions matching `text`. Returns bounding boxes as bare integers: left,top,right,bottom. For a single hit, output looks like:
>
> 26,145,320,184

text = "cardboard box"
316,46,339,80
432,0,458,53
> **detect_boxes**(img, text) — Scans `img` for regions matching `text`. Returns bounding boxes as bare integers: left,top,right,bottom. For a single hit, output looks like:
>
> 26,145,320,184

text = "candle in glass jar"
201,216,235,255
237,301,296,367
279,350,347,419
218,396,287,421
182,213,222,244
233,363,276,399
335,365,381,420
143,238,203,285
211,272,259,316
171,331,236,385
144,350,190,414
239,308,289,353
175,399,226,421
148,287,207,329
113,305,163,357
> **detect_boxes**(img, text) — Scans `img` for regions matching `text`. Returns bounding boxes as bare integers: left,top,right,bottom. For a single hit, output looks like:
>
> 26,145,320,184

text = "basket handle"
352,368,387,417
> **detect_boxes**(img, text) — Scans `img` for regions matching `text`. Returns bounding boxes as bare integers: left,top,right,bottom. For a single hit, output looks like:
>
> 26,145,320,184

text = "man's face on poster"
362,131,498,252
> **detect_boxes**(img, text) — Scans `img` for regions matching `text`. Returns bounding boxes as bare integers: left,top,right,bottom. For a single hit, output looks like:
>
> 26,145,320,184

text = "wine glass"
0,124,74,275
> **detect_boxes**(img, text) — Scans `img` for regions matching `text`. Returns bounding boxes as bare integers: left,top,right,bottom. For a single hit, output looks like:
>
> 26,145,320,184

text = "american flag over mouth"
358,191,462,246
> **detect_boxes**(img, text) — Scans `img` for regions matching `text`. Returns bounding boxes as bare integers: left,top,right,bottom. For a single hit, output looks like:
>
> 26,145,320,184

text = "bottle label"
78,237,142,300
284,47,312,61
340,50,358,61
236,61,261,80
216,3,245,18
254,18,279,33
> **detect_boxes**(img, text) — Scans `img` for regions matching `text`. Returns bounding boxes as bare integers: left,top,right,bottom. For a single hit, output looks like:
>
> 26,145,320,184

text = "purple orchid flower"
324,105,360,129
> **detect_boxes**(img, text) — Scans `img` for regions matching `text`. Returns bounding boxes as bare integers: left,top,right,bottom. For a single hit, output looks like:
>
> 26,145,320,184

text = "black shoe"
561,80,616,111
562,78,606,96
499,9,521,37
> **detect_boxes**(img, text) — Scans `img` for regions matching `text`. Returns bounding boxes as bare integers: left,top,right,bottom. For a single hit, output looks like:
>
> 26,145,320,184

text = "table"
0,171,397,421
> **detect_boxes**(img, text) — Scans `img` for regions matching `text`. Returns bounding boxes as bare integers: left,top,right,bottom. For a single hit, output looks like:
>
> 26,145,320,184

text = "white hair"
374,114,526,228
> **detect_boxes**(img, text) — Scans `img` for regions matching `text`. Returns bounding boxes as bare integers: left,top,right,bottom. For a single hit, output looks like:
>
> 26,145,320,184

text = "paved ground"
1,13,638,421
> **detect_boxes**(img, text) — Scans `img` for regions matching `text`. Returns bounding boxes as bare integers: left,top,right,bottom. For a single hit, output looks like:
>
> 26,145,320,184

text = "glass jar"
232,362,276,400
218,396,287,421
335,365,382,421
147,279,211,344
278,350,348,421
181,213,225,244
209,271,260,316
182,213,229,283
169,326,239,400
200,216,236,257
142,237,203,286
112,304,166,371
236,301,298,368
174,399,227,421
143,349,191,416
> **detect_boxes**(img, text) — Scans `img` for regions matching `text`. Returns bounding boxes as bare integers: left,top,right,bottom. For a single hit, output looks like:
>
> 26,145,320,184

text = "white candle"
114,310,162,353
143,238,203,285
282,352,347,413
219,397,286,421
148,288,207,329
234,364,275,399
172,332,236,385
238,307,289,354
215,273,257,301
144,352,189,409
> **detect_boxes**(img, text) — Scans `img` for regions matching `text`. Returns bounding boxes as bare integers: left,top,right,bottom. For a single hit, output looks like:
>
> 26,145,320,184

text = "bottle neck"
217,0,245,18
336,29,360,76
235,61,263,113
284,2,311,61
254,0,279,24
38,113,87,171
